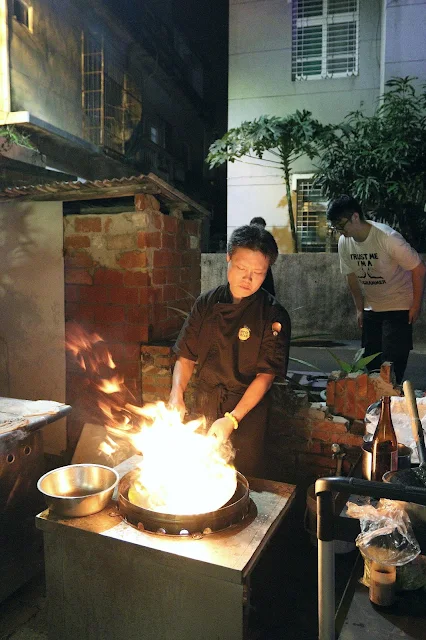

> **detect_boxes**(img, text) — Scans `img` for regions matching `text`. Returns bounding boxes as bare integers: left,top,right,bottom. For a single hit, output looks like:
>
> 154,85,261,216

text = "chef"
168,224,291,477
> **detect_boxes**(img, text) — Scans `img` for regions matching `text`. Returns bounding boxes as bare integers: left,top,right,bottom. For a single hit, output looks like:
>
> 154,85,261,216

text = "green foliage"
207,112,333,252
326,347,381,374
207,111,331,168
315,77,426,250
0,125,35,151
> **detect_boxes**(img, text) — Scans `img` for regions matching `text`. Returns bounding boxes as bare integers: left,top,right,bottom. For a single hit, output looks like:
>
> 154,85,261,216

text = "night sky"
103,0,228,133
102,0,229,235
173,0,229,235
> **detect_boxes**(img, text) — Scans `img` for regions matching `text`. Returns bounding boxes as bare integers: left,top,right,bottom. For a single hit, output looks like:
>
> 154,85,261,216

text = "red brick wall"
267,385,364,484
140,343,199,410
267,364,401,484
141,343,176,404
64,195,201,451
326,363,401,420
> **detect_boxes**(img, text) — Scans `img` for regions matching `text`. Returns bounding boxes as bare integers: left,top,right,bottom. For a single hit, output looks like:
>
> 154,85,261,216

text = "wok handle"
403,380,426,465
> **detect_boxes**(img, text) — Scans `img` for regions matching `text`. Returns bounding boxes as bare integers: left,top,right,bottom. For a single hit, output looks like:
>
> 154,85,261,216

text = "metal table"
0,397,71,602
36,459,296,640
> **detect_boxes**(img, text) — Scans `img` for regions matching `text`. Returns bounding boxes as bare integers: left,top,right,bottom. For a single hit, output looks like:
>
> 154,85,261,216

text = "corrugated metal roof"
0,172,210,218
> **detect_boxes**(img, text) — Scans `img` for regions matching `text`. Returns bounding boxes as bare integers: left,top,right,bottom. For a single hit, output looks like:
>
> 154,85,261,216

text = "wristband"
224,412,239,430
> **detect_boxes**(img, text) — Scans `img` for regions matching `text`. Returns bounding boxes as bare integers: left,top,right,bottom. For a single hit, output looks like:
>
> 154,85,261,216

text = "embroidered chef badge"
238,325,251,341
272,322,282,337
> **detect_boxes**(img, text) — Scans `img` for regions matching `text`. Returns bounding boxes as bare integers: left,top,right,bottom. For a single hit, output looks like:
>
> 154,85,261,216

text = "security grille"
292,0,359,80
296,179,336,252
81,33,142,154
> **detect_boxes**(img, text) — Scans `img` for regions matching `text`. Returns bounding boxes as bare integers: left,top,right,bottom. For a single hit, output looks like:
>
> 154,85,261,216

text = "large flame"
127,402,236,514
66,324,237,515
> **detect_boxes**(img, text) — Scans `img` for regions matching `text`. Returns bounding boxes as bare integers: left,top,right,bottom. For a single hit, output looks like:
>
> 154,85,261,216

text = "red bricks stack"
64,194,201,451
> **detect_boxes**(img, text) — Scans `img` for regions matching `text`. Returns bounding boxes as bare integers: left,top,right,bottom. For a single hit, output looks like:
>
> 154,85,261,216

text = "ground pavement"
289,341,426,392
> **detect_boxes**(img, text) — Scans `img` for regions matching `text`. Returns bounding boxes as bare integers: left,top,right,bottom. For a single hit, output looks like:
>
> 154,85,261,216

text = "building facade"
0,0,209,202
228,0,426,253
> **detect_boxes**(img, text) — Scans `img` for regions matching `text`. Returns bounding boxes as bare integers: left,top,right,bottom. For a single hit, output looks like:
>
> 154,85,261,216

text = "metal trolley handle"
315,476,426,640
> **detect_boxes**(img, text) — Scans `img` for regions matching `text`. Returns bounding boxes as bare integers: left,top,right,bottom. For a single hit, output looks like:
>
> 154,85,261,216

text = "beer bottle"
371,396,398,481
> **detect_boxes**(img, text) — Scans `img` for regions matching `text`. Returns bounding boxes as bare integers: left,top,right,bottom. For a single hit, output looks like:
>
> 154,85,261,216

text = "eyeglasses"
330,217,352,233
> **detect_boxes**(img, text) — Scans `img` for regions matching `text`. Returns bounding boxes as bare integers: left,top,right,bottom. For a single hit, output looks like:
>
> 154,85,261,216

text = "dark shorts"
361,310,412,382
362,310,413,355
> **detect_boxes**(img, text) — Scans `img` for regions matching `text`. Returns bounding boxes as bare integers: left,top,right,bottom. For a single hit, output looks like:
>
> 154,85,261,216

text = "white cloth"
338,221,421,311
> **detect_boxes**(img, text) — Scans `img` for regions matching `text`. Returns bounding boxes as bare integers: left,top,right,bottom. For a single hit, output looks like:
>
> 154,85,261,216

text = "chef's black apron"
174,284,291,478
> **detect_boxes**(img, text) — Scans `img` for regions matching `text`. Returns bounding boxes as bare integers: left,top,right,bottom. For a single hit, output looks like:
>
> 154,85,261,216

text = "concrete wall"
384,0,426,88
227,0,382,245
9,0,84,138
201,253,426,342
0,200,66,454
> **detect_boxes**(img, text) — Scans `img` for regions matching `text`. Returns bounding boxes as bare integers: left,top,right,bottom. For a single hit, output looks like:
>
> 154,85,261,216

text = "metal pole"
316,488,335,640
379,0,387,104
100,35,105,147
81,31,85,139
0,0,11,118
318,539,335,640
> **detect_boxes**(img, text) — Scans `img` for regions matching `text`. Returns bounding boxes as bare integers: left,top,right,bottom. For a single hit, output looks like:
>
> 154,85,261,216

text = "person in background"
327,195,426,384
168,224,291,477
249,217,276,297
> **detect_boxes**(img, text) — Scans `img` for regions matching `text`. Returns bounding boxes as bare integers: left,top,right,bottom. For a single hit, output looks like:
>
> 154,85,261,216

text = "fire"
98,377,123,394
66,323,237,515
127,402,237,514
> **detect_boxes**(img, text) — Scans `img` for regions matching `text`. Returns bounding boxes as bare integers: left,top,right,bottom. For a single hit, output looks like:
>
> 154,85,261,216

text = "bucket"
305,484,356,553
361,436,412,481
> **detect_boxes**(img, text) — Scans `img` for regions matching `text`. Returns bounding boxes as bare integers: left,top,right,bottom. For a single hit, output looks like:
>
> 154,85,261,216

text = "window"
149,125,160,145
292,0,358,80
13,0,32,30
295,178,336,253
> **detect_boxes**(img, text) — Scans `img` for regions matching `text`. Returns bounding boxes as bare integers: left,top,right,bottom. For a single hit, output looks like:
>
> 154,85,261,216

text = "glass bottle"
371,396,398,481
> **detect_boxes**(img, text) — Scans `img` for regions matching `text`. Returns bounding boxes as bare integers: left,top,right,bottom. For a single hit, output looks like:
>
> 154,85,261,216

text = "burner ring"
117,470,250,535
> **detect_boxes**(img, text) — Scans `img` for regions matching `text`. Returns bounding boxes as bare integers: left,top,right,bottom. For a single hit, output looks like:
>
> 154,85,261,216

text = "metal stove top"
36,455,296,583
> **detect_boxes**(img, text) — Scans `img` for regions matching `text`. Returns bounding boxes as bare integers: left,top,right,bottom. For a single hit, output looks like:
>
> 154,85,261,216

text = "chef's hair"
249,216,267,228
326,195,365,222
227,225,278,265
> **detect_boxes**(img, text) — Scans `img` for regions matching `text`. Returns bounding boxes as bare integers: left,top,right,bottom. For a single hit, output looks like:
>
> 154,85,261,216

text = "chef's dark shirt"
173,284,291,394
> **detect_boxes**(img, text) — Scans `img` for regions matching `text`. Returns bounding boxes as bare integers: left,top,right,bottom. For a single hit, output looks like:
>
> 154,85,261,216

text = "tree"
315,77,426,250
206,111,332,252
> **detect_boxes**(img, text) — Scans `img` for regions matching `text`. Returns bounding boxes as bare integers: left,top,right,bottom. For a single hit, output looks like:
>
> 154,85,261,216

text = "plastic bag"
365,396,426,464
347,498,420,566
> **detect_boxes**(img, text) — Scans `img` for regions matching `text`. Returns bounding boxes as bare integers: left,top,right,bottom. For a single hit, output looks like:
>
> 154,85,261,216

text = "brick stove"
36,456,296,640
64,192,202,452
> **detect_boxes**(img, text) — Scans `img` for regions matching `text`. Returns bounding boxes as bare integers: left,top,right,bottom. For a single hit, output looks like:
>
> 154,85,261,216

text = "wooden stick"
402,380,426,465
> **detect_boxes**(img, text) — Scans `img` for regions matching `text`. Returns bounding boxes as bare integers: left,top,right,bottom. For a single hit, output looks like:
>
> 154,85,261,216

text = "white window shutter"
292,0,359,81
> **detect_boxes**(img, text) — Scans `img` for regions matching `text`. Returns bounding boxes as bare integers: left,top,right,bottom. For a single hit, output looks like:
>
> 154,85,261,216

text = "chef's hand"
168,391,186,421
207,416,235,442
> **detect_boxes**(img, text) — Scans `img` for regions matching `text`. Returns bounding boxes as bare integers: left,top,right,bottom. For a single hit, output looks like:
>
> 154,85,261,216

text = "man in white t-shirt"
327,195,426,383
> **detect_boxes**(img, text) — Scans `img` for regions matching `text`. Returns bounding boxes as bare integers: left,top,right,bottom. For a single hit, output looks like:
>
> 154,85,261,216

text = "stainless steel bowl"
37,464,119,517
